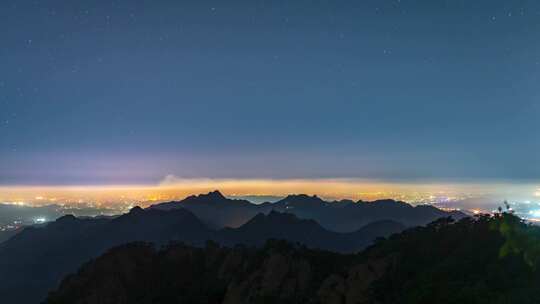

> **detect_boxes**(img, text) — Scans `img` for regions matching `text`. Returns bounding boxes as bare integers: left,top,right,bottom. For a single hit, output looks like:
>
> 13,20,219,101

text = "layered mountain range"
151,190,465,231
0,191,465,303
46,214,537,304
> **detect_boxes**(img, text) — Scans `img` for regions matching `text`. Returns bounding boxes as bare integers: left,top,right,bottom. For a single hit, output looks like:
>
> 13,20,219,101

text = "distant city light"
34,217,47,223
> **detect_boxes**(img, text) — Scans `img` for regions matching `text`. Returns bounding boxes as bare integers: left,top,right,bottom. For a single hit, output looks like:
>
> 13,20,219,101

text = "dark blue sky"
1,0,539,185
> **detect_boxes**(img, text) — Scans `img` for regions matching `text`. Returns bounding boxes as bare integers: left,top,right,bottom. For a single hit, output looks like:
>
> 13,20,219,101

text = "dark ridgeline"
218,211,405,252
44,215,540,304
151,191,466,231
0,191,464,304
151,190,267,229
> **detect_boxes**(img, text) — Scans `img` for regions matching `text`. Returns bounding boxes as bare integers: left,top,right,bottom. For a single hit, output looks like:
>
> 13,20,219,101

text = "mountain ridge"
45,214,536,304
151,190,466,232
0,195,415,304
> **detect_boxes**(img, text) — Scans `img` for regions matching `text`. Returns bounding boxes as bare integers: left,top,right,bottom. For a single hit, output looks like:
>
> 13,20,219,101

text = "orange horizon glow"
0,178,538,208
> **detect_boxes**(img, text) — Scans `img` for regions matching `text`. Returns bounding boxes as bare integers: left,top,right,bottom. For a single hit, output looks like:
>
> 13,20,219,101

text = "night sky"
1,0,539,185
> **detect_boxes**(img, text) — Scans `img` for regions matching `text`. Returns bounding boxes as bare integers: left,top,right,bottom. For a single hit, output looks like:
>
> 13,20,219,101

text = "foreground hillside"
46,214,540,304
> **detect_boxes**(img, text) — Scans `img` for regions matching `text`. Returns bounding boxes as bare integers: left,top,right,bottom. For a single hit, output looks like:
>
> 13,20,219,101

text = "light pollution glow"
0,178,538,209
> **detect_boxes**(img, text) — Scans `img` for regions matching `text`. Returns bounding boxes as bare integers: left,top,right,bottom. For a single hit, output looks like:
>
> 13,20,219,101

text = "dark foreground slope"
45,241,365,304
0,228,22,243
46,214,540,304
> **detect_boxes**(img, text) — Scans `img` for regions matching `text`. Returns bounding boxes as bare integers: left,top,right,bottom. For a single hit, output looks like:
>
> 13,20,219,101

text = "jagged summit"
188,190,224,199
202,190,227,200
149,190,231,211
182,190,228,203
129,206,144,214
150,190,259,228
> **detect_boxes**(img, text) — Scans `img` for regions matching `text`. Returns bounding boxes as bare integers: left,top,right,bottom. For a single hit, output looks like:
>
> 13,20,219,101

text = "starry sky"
1,0,539,185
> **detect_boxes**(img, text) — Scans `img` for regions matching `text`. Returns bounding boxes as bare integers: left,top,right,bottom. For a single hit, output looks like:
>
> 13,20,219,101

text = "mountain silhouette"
217,210,405,252
0,191,464,303
152,191,466,232
270,194,467,232
0,207,211,304
151,190,273,228
45,214,539,304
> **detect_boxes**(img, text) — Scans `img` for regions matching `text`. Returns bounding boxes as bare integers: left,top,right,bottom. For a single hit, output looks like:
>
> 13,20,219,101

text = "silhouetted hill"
152,191,466,232
45,214,540,304
218,211,405,252
271,195,466,231
0,208,211,304
356,219,408,240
